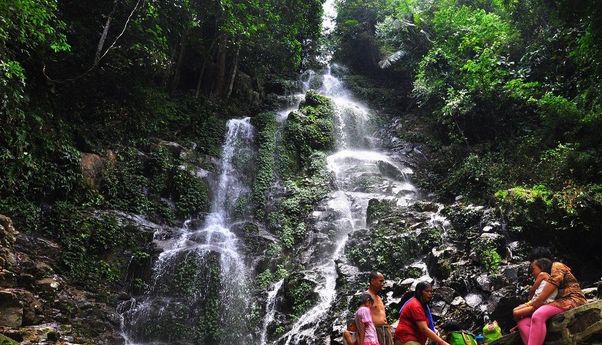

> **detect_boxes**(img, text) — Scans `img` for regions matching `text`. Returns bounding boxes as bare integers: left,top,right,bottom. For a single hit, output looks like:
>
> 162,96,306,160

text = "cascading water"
119,118,255,345
271,67,418,345
262,1,422,344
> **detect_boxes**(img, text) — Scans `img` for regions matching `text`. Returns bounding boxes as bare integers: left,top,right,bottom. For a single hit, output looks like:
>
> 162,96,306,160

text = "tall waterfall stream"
119,119,256,344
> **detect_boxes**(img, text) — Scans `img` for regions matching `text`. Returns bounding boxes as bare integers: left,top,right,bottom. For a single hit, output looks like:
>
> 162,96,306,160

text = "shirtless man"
366,271,393,345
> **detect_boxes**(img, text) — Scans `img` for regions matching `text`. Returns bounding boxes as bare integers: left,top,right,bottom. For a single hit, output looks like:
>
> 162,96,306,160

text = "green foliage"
260,92,334,250
496,182,601,231
101,143,210,222
44,203,150,291
256,265,289,289
0,1,70,166
336,0,602,210
172,169,210,219
251,112,278,220
269,151,332,249
283,274,318,318
479,247,502,273
445,152,509,200
413,4,519,142
0,334,19,345
284,91,335,167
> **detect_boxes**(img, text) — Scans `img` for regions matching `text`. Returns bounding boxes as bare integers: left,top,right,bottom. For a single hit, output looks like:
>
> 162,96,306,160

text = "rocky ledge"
0,215,123,344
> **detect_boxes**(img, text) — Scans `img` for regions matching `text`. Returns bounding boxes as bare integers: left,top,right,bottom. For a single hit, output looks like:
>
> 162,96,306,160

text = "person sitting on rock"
393,281,450,345
512,258,558,320
356,292,380,345
343,317,358,345
516,247,586,345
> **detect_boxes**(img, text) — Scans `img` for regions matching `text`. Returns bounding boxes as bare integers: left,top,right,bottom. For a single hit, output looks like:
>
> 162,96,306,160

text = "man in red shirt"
394,282,450,345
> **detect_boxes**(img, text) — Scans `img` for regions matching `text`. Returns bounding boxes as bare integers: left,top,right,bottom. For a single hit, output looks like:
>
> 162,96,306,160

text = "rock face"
547,299,602,345
490,299,602,345
327,191,602,344
0,215,124,344
80,151,116,189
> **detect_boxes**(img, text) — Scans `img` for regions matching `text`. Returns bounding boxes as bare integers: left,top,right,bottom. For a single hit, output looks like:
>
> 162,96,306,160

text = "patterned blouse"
546,262,586,310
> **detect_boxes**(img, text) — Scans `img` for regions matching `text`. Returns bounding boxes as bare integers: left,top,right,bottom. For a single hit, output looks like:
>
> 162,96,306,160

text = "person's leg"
513,304,535,320
517,317,532,345
375,325,393,345
527,304,564,345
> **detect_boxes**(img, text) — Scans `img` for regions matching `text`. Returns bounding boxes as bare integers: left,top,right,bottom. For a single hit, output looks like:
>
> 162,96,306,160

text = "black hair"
528,247,553,262
369,271,382,282
358,292,374,306
534,258,553,274
441,320,463,332
414,281,432,303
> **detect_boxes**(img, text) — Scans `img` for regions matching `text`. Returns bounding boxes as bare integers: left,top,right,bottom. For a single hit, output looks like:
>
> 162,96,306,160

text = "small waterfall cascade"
273,67,418,345
119,118,256,345
264,1,421,344
260,279,285,345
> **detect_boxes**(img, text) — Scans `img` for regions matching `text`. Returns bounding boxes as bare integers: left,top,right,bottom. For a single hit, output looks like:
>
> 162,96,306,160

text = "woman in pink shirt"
355,293,380,345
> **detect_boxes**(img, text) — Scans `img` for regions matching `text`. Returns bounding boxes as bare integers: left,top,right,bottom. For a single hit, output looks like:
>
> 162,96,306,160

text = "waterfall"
259,1,422,343
269,65,418,344
260,279,285,345
119,118,255,345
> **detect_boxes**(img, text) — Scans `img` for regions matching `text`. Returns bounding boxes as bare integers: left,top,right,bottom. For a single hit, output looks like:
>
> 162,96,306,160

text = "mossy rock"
0,334,18,345
281,273,319,318
366,199,396,224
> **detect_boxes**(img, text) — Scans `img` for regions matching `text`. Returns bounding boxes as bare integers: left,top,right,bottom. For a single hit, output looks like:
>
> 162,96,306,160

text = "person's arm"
355,315,365,345
528,272,548,299
513,304,535,320
532,263,562,308
531,282,557,308
343,330,356,345
416,321,450,345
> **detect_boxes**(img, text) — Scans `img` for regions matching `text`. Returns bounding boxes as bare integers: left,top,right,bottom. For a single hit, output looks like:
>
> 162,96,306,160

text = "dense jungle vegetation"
334,0,601,255
1,0,324,291
2,0,601,293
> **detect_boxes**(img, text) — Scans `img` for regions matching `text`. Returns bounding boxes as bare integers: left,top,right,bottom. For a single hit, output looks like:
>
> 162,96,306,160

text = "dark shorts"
375,324,394,345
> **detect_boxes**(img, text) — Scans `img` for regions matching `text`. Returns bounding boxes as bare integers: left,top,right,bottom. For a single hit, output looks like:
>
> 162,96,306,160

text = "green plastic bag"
448,331,478,345
483,321,502,343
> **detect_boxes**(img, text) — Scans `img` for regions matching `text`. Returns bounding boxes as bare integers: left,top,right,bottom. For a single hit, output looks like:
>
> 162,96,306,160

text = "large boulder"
547,299,602,345
0,290,22,328
80,151,116,189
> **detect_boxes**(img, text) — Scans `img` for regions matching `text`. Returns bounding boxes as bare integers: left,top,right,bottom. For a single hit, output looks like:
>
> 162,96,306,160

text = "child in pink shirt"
355,293,380,345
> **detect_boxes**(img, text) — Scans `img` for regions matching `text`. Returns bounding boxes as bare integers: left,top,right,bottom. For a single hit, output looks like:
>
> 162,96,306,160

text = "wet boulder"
278,273,319,319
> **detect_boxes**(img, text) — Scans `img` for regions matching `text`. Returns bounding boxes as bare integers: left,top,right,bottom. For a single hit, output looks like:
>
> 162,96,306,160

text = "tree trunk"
194,60,208,98
212,35,227,98
95,0,119,65
170,30,189,93
225,45,240,99
195,39,217,98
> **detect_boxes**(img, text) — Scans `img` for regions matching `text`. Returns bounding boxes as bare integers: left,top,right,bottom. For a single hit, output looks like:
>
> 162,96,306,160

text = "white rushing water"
269,1,420,339
119,118,255,345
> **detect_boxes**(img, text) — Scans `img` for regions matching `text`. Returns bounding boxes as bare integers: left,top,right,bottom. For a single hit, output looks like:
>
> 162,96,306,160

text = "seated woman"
513,258,558,320
517,247,586,345
393,281,450,345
